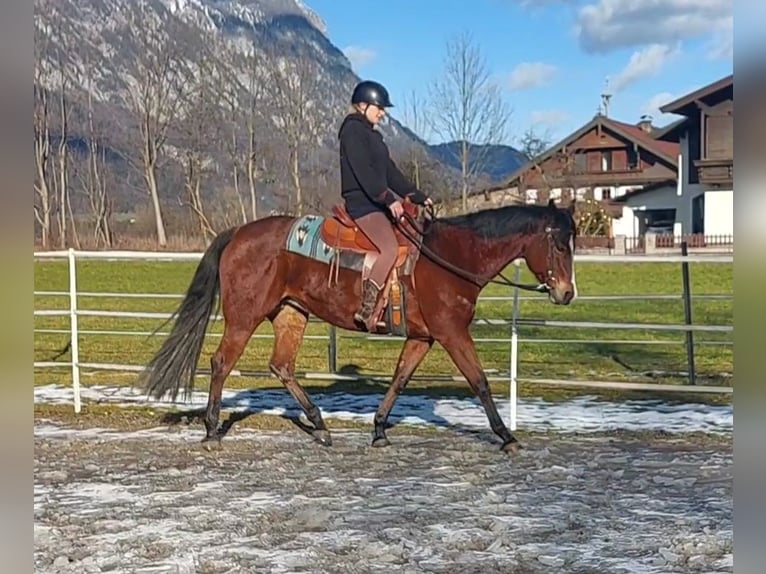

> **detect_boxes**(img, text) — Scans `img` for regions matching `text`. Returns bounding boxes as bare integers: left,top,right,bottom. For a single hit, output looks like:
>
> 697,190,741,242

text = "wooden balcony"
694,158,733,188
537,169,668,187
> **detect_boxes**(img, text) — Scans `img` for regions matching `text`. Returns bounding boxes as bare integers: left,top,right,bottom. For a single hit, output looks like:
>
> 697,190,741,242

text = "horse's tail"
140,227,237,402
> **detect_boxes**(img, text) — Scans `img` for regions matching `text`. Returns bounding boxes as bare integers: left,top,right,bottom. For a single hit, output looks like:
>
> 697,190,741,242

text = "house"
489,113,680,237
435,184,525,215
611,74,733,239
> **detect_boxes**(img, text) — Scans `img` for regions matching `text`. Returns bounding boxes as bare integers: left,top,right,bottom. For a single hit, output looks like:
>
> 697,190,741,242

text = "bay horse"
140,198,577,453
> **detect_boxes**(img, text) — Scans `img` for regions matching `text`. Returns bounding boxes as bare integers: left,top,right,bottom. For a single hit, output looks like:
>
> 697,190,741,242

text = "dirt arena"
34,418,732,574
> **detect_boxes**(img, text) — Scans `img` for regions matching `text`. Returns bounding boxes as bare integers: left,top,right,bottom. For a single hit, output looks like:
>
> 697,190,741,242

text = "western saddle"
319,202,420,265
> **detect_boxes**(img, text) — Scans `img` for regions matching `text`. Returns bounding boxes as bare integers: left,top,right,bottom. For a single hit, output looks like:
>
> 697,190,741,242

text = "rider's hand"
389,200,404,219
423,197,434,207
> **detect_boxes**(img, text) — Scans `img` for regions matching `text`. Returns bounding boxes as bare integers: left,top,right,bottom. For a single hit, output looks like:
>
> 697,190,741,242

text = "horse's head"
523,199,578,305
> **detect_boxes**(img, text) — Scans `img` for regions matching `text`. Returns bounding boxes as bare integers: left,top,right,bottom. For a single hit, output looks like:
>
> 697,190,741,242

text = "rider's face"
362,103,386,125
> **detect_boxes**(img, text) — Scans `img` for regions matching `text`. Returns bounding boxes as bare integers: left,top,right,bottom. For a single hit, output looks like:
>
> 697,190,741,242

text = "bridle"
397,207,565,293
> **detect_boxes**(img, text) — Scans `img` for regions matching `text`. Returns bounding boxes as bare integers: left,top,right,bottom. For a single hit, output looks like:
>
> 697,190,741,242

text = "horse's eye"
553,234,569,251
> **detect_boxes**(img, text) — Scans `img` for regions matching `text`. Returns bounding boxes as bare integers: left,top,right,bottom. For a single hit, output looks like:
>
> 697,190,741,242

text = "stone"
538,554,565,567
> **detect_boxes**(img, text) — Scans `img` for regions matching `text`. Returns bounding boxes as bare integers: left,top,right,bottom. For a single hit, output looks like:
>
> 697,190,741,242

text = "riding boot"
354,279,381,331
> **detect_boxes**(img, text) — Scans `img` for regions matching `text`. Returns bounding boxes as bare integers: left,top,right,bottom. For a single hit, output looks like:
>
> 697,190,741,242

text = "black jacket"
338,112,428,219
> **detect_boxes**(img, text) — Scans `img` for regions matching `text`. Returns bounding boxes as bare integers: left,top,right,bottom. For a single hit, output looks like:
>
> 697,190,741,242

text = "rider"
338,80,433,331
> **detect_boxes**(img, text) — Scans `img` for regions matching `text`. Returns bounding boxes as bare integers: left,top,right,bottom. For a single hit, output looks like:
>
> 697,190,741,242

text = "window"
643,209,676,235
601,188,612,200
706,114,733,159
574,153,587,172
601,150,613,172
692,194,705,234
627,147,639,169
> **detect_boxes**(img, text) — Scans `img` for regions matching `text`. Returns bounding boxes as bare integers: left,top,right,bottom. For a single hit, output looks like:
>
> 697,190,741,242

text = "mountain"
35,0,438,205
35,0,512,231
34,0,420,145
428,141,529,184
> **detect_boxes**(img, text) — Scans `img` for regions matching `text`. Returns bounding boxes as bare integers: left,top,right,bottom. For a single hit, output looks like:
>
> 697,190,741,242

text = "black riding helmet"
351,80,394,108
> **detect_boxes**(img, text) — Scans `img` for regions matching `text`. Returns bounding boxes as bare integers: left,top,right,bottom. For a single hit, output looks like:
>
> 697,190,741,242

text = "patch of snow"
34,383,733,434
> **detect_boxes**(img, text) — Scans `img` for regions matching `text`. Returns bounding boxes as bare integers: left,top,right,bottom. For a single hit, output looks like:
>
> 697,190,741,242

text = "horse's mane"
429,203,558,240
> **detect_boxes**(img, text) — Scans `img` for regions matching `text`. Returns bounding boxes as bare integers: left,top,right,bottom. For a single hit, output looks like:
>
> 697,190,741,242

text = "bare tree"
40,17,77,249
121,2,189,246
78,59,114,248
176,58,222,241
50,39,80,249
211,40,268,223
518,126,553,161
516,126,555,201
33,20,53,248
428,31,511,211
35,1,77,248
399,89,431,190
264,49,323,216
216,85,252,226
54,49,74,247
244,46,267,221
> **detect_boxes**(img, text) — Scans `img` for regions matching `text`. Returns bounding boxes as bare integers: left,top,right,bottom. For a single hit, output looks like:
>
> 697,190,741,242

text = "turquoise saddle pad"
284,214,336,265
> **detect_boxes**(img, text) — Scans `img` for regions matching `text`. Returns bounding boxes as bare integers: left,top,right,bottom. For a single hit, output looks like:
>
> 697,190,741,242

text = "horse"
139,198,577,453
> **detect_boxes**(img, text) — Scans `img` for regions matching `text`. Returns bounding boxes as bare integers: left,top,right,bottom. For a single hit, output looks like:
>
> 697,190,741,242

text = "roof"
502,114,680,185
652,117,689,142
607,118,680,160
660,74,733,116
610,179,677,202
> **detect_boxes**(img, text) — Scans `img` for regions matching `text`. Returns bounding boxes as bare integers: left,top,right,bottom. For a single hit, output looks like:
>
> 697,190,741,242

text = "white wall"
612,206,636,237
703,190,734,235
615,183,694,236
620,184,680,211
525,185,643,203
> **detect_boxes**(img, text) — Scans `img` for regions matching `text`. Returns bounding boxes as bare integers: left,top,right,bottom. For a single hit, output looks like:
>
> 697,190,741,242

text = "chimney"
638,114,653,133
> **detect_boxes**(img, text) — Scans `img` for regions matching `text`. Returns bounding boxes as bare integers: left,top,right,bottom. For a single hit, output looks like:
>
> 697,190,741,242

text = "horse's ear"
568,199,576,214
547,198,556,210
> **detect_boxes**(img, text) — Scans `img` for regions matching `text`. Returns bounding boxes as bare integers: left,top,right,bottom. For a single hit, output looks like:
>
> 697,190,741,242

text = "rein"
397,209,551,293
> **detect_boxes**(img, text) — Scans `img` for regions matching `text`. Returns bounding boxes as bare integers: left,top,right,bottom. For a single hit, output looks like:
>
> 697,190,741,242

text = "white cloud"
530,109,571,126
610,43,679,92
641,91,680,120
342,46,376,70
507,62,557,90
575,0,732,53
707,17,733,59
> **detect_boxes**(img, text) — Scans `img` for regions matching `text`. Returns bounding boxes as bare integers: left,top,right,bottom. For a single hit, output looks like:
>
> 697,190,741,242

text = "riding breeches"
353,211,398,288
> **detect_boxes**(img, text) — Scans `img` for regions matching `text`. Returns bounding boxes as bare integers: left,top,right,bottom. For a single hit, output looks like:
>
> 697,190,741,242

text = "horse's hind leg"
203,316,263,449
269,304,332,446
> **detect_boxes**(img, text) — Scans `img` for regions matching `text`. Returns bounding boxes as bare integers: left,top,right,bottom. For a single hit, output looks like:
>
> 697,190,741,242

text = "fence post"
509,261,521,431
67,248,82,413
327,325,337,373
680,241,696,385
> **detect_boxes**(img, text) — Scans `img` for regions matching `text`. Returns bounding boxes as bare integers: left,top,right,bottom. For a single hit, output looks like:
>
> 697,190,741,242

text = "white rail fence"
34,249,733,429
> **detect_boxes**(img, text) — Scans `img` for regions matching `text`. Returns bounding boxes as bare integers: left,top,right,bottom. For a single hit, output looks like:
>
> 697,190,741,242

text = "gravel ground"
34,423,732,574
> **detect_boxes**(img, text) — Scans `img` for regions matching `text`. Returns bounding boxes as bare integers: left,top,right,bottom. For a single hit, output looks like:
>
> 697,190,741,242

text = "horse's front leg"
438,330,521,453
371,337,433,447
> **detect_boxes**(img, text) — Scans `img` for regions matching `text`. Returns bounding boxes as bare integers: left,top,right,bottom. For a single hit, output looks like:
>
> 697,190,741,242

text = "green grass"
34,258,733,401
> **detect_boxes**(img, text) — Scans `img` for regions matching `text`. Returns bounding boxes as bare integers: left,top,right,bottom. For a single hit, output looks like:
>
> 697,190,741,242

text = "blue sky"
305,0,733,147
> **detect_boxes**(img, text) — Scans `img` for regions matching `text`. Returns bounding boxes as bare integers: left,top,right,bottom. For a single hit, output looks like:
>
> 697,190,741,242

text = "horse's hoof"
501,439,523,455
201,436,222,451
312,429,332,447
371,436,391,448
